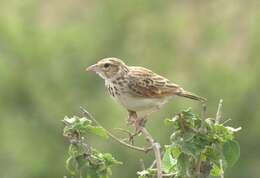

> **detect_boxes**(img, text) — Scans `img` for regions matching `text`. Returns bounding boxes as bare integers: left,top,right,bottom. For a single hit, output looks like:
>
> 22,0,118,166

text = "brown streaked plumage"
86,57,206,120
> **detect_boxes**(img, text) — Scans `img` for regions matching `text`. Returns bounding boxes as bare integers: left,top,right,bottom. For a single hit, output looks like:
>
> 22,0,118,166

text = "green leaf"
170,131,181,142
182,143,202,159
164,116,180,130
162,147,176,173
103,153,123,165
66,156,78,175
171,144,181,158
203,145,223,165
182,108,193,118
177,153,189,176
211,124,234,143
223,140,240,167
86,125,108,139
183,131,195,141
211,163,221,176
76,155,87,169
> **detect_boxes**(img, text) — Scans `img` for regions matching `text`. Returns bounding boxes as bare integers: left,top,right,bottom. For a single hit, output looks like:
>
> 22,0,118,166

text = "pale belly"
113,94,170,112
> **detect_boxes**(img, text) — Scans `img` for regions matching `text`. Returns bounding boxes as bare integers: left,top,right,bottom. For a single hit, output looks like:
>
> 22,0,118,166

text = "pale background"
0,0,259,178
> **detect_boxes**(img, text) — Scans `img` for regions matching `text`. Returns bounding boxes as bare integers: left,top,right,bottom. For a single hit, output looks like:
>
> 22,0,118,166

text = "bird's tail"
177,90,207,102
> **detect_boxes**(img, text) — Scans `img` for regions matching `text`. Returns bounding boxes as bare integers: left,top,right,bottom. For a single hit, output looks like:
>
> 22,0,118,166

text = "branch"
80,107,162,177
80,107,152,153
132,119,162,178
114,128,140,144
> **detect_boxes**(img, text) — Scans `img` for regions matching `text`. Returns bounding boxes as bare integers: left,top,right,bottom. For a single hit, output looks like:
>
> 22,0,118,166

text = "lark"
86,57,206,124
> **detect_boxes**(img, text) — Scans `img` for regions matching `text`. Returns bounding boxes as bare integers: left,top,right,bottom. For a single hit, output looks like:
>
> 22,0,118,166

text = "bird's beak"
86,64,98,72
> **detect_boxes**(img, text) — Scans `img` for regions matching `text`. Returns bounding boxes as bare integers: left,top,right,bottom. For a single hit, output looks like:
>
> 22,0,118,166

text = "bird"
86,57,206,125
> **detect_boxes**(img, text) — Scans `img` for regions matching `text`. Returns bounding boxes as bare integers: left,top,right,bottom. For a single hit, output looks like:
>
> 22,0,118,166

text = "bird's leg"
127,110,147,144
127,110,138,125
128,110,146,128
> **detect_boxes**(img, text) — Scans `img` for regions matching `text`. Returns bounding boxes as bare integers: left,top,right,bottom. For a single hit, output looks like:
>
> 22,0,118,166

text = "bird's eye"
104,63,110,68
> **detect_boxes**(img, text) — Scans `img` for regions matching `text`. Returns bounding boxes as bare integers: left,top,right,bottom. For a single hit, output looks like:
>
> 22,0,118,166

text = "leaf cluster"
159,108,241,178
63,116,122,178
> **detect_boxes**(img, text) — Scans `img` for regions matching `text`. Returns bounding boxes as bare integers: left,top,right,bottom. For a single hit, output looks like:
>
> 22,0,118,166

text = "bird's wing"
127,66,183,98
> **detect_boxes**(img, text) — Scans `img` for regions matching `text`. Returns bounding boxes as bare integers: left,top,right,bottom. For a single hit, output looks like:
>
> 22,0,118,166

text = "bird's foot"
126,118,146,144
127,110,138,125
127,131,141,145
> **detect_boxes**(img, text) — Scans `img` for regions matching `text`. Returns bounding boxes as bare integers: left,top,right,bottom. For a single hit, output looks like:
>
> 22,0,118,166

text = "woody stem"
130,112,162,178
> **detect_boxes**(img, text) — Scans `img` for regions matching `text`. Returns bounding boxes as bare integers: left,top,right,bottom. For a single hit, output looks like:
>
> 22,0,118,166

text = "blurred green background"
0,0,259,177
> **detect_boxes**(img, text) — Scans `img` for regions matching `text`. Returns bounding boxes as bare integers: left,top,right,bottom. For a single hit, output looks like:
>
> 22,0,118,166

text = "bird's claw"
128,131,141,145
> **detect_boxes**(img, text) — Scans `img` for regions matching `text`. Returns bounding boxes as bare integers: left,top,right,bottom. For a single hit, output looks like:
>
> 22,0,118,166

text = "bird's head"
86,57,129,80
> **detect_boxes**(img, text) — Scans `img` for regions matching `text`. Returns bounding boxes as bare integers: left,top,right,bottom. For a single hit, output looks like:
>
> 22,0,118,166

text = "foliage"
63,116,122,178
158,108,240,178
63,106,240,178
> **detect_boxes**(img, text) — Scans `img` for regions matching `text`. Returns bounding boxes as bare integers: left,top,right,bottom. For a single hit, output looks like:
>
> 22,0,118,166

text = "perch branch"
80,107,152,153
131,117,162,178
142,127,162,178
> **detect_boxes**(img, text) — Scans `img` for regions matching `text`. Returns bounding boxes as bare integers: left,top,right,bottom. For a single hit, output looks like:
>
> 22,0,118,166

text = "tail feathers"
177,90,207,102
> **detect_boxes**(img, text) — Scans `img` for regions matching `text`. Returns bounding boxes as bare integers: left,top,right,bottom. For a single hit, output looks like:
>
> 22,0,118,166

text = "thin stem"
217,100,225,178
220,159,224,178
179,114,186,133
149,159,157,169
216,99,223,124
80,107,152,153
200,103,207,131
195,156,202,176
162,173,176,177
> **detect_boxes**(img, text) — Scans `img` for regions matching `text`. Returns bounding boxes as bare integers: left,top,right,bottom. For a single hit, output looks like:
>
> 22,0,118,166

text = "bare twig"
199,103,207,132
114,128,134,136
220,159,224,178
201,103,207,123
80,107,162,177
114,128,140,144
149,159,157,169
80,107,152,153
216,99,223,124
162,172,176,177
